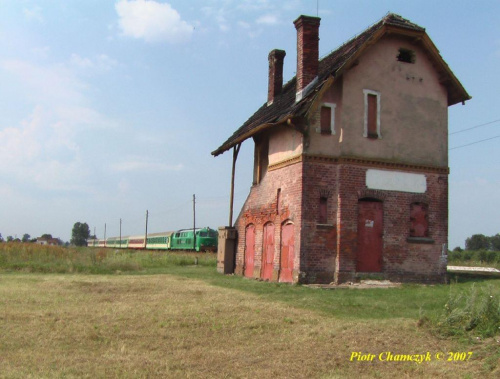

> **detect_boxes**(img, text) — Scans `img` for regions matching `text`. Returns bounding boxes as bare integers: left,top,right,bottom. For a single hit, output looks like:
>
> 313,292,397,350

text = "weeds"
448,249,500,268
434,284,500,338
0,243,216,274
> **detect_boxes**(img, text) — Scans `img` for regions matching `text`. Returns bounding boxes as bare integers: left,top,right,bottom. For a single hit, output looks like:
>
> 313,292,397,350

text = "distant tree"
41,234,53,240
465,234,491,251
491,234,500,251
0,233,3,242
6,236,14,242
71,222,90,246
453,246,463,252
22,234,31,243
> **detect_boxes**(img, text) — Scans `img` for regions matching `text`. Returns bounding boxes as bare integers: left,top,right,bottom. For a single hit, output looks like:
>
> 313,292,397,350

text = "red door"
244,224,255,278
261,223,275,280
280,223,295,282
357,200,383,272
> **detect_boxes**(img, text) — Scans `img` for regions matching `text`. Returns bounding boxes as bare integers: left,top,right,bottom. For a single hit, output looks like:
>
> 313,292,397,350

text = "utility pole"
119,218,122,248
193,194,196,250
104,223,106,247
144,210,148,249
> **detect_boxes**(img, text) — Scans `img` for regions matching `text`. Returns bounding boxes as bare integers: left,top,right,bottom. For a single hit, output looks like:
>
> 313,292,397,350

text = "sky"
0,0,499,248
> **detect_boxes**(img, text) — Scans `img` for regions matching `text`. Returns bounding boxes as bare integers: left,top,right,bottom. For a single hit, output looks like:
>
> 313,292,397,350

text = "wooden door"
357,200,383,272
261,223,275,280
279,223,294,283
244,224,255,278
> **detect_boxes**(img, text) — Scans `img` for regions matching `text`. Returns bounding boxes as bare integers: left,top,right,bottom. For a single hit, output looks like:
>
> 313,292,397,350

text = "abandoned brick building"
212,14,470,284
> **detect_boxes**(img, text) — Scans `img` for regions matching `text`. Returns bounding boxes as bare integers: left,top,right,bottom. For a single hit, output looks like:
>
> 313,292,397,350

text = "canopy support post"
229,143,241,227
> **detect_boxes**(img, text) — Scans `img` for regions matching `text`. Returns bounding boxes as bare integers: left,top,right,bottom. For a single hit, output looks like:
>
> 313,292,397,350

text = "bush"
436,284,500,338
475,249,489,263
462,251,474,261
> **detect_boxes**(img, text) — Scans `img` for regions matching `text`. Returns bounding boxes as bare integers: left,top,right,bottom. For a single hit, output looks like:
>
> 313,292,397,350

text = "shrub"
475,249,489,263
437,284,500,338
461,250,473,261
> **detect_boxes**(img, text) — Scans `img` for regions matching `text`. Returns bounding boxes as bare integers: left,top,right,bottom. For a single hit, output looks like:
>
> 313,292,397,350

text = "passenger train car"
88,227,218,252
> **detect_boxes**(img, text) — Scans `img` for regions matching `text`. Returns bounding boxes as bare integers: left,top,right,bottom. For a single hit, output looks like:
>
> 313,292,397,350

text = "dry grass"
0,273,498,378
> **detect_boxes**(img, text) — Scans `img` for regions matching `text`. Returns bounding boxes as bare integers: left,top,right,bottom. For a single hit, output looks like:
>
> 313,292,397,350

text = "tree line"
458,233,500,251
0,222,91,247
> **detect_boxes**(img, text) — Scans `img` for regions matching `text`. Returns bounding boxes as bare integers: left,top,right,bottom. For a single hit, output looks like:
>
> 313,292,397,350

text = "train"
88,227,218,252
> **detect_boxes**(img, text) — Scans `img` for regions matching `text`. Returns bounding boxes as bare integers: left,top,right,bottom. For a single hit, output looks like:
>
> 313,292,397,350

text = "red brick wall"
300,159,339,283
334,162,448,284
234,160,303,281
234,156,447,284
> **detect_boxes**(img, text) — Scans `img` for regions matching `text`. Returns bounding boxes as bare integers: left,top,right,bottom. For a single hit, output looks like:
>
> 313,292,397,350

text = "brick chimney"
267,49,286,105
294,15,320,99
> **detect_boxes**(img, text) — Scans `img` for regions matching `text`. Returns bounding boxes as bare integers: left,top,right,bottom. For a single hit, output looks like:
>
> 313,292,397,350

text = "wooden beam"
229,143,241,227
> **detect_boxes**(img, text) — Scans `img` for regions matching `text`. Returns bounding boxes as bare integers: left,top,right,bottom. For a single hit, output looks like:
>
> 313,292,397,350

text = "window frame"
363,89,381,139
316,102,336,135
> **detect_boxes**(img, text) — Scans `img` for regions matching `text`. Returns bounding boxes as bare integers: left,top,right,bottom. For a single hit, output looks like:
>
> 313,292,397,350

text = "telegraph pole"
119,218,122,248
145,210,148,249
193,194,196,250
104,223,106,247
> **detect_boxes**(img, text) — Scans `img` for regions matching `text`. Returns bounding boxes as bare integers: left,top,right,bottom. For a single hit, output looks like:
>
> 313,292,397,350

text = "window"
363,89,381,139
397,48,415,64
253,137,269,185
410,202,428,237
317,103,336,135
319,197,328,224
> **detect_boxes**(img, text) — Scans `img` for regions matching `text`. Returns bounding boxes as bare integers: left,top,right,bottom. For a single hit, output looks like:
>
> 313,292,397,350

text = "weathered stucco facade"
213,14,470,284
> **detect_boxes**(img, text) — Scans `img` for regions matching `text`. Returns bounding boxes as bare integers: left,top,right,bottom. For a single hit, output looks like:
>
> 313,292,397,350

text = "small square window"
397,48,416,64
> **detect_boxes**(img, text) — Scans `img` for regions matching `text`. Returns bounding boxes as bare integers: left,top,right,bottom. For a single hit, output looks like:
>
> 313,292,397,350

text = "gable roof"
212,13,471,157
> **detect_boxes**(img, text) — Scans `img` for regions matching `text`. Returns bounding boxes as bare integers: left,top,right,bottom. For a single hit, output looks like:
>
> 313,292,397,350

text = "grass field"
0,244,499,378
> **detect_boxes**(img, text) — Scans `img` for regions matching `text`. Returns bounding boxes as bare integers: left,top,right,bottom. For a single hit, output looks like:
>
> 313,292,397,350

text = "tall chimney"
294,15,320,98
267,49,286,105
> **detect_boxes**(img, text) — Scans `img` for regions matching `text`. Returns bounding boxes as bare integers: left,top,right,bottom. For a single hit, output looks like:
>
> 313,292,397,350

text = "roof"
212,13,471,157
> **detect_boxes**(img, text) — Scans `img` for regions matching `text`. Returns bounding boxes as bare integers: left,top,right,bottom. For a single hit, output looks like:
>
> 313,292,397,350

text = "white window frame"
316,102,336,135
363,89,382,139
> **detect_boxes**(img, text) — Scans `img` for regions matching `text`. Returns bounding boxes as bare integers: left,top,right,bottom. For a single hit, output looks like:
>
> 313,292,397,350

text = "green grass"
0,242,215,274
1,243,499,377
1,243,499,335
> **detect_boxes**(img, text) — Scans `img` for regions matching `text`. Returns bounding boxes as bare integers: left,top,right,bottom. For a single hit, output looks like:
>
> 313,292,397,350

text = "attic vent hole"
397,48,415,64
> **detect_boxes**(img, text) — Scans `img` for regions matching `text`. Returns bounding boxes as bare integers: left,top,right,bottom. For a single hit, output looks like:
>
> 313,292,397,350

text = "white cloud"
2,59,87,106
237,21,251,29
0,106,91,192
111,158,183,172
0,57,115,192
237,0,271,12
256,14,279,25
201,6,230,32
23,6,44,23
115,0,193,43
70,53,118,72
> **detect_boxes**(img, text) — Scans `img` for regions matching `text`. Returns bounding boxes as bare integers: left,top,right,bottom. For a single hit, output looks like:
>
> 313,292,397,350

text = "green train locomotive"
88,227,218,252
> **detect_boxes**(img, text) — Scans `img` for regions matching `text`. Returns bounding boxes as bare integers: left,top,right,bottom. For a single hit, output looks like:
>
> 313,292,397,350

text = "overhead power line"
449,119,500,135
449,134,500,150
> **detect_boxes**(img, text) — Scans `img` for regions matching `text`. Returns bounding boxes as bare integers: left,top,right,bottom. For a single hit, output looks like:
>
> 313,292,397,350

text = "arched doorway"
244,224,255,278
261,222,275,280
357,198,383,272
279,222,294,283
